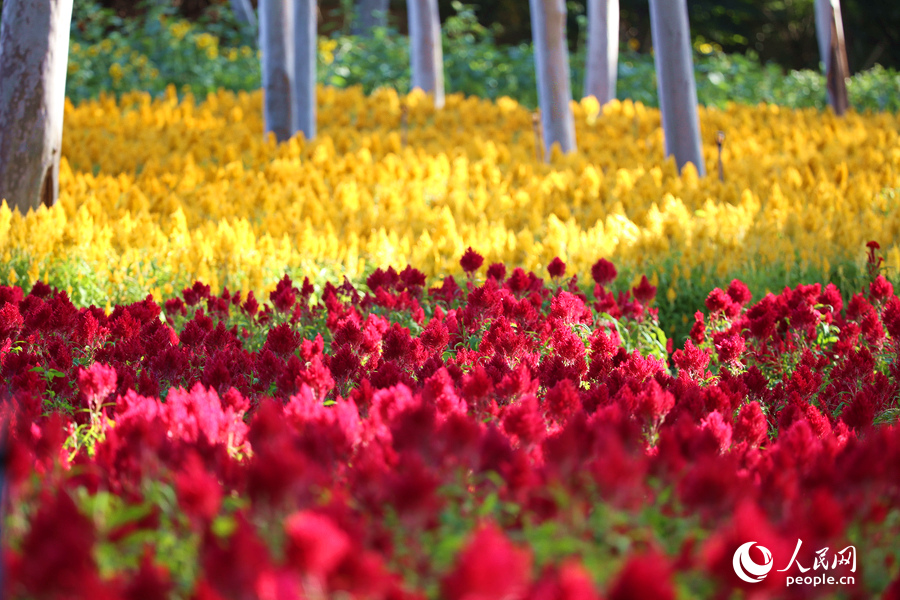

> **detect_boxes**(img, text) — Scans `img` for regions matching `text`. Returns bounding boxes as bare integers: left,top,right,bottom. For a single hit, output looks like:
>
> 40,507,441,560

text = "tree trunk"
407,0,444,109
353,0,389,37
583,0,618,105
815,0,850,115
231,0,258,31
530,0,576,157
292,0,316,140
259,0,294,142
648,0,705,175
0,0,74,213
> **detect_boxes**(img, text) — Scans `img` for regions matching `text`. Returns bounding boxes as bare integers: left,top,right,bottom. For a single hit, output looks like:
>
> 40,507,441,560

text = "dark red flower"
883,296,900,339
527,561,600,600
714,332,745,365
726,279,752,306
284,511,352,579
632,275,657,304
270,274,298,313
460,247,485,274
263,322,299,357
733,401,768,446
487,262,507,281
77,362,118,406
0,302,24,341
15,491,101,597
591,258,617,287
671,339,710,379
182,281,211,306
608,551,674,600
175,451,222,522
689,311,706,344
123,550,172,600
442,523,533,600
548,257,566,279
870,274,894,303
705,288,731,313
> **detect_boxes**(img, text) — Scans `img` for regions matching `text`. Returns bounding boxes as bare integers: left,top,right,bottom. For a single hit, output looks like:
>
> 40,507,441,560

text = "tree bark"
0,0,74,212
354,0,389,37
407,0,444,108
259,0,294,142
530,0,576,156
815,0,850,115
231,0,258,31
583,0,618,105
648,0,705,175
292,0,316,139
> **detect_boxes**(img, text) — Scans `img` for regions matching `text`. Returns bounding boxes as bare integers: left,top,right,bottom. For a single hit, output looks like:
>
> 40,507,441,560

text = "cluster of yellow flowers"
1,85,898,304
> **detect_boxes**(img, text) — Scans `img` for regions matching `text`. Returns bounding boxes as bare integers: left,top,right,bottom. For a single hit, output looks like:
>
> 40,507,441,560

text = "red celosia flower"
700,410,733,454
502,394,546,446
882,296,900,339
869,274,894,303
545,378,581,424
399,265,427,293
714,332,744,365
284,511,352,579
487,262,507,281
550,291,592,326
78,362,118,407
527,561,600,600
547,257,566,279
442,523,533,600
632,275,657,304
14,491,102,597
175,451,222,522
123,550,173,600
608,551,675,600
733,401,768,446
0,302,24,342
705,288,731,313
689,311,706,344
201,512,273,598
460,247,485,274
182,281,211,306
591,258,617,287
671,339,710,379
263,322,299,357
726,279,752,306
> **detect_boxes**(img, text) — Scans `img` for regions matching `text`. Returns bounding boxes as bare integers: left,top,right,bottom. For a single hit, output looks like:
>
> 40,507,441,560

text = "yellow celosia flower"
0,87,896,304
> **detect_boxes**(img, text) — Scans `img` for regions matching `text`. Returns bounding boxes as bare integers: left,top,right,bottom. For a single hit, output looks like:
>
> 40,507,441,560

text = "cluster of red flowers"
1,250,899,599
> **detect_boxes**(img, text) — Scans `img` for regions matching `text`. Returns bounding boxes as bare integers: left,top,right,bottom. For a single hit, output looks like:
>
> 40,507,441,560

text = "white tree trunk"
260,0,294,142
407,0,444,109
0,0,74,212
530,0,576,156
815,0,850,115
583,0,618,105
292,0,316,139
648,0,705,175
231,0,258,31
354,0,389,37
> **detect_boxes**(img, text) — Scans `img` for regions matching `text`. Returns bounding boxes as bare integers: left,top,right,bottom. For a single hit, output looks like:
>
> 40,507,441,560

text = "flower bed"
3,253,899,598
2,87,899,342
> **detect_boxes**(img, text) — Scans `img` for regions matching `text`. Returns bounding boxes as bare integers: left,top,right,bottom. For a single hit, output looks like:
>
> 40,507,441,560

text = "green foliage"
63,1,900,112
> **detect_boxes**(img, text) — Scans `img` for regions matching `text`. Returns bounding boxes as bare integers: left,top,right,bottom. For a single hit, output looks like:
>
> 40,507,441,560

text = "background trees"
0,0,74,212
408,0,445,107
530,0,576,156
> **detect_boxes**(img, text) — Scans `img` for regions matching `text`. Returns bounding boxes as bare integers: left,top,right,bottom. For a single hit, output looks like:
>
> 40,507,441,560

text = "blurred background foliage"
0,0,897,109
1,0,893,72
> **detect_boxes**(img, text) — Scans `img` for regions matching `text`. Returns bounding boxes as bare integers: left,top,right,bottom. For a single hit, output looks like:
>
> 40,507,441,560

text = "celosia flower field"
3,252,900,598
2,87,899,318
